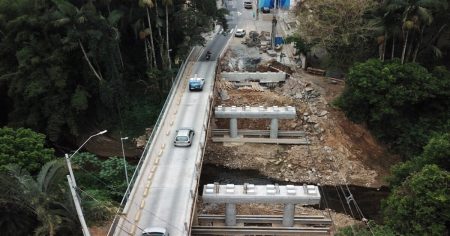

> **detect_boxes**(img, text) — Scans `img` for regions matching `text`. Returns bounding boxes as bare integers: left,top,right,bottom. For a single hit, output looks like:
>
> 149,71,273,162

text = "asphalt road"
112,1,252,235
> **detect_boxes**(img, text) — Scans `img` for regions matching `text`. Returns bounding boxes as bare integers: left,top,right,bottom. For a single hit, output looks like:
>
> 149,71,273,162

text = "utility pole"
67,175,91,236
65,130,107,236
120,137,130,187
271,0,278,49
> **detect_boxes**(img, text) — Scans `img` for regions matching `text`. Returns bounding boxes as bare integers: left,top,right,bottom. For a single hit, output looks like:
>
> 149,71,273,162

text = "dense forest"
0,0,449,235
0,0,225,234
294,0,450,235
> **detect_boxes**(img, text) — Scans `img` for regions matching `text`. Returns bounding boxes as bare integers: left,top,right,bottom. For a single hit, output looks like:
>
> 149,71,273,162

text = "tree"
336,59,450,156
0,160,81,235
0,127,55,175
294,0,378,66
139,0,158,68
382,165,450,235
336,221,395,236
285,34,315,56
71,153,136,201
388,132,450,187
162,0,173,70
378,0,450,64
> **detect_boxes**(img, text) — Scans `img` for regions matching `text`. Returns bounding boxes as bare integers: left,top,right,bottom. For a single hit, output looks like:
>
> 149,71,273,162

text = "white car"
174,128,195,147
235,29,246,37
142,227,169,236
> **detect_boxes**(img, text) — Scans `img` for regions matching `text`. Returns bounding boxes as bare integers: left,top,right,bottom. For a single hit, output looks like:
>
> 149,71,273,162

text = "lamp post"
66,130,107,236
120,137,130,187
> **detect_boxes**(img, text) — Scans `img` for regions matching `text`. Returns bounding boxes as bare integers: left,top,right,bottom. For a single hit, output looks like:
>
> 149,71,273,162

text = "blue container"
275,36,284,45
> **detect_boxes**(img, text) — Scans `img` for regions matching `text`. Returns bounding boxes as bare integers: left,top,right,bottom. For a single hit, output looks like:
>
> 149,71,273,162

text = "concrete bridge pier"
229,118,238,138
282,203,295,227
225,203,237,226
270,118,279,139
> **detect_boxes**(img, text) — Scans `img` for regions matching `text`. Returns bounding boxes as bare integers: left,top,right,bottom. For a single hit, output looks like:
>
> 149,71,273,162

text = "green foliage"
295,0,378,66
0,0,125,141
0,127,55,175
72,153,136,201
0,160,81,235
337,59,450,156
382,165,450,235
285,34,315,56
336,221,396,236
388,133,450,187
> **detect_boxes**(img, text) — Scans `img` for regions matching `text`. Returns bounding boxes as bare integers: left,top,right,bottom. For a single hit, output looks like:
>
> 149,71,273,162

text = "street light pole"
120,137,130,187
65,130,108,236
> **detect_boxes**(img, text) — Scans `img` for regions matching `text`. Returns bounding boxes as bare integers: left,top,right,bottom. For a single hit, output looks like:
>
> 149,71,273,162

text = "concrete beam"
221,72,286,83
215,106,296,119
203,184,321,205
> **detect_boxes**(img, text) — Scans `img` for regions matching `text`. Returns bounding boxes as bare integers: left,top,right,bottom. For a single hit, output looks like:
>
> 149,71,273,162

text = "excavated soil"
206,69,398,187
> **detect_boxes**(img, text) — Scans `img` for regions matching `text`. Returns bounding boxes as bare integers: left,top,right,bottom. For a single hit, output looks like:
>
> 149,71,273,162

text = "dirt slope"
205,68,398,187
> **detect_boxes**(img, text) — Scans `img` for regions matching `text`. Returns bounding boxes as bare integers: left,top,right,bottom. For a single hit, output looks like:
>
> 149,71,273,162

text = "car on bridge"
142,226,169,236
189,77,205,91
174,128,195,147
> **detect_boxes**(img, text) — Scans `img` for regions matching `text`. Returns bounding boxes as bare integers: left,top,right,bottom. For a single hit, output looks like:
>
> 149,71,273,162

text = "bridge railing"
107,46,200,236
183,32,233,234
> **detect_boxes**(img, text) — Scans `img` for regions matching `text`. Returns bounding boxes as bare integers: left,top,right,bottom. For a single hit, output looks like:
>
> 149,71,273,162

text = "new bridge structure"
107,1,324,235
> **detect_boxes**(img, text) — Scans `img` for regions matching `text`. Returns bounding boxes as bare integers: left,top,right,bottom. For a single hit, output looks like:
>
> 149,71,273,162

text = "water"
200,164,390,222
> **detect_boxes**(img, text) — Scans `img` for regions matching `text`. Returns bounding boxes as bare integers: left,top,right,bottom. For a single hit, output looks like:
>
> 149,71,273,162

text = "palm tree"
140,0,158,68
0,160,80,235
154,0,167,68
163,0,173,70
383,0,442,64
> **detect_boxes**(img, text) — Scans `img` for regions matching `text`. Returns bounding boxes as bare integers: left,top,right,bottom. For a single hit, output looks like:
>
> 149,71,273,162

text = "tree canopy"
295,0,377,66
382,165,450,235
0,127,55,175
337,59,450,156
0,0,223,142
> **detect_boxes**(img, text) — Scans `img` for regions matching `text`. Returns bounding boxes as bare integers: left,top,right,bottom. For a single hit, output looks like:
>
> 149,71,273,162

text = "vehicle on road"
142,227,169,236
244,1,252,9
205,50,212,60
234,29,246,37
174,128,195,147
261,6,270,13
189,76,205,91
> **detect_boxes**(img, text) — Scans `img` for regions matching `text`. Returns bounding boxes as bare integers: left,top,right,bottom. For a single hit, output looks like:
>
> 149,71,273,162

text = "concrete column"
225,203,237,226
270,118,279,139
282,203,295,227
230,118,238,138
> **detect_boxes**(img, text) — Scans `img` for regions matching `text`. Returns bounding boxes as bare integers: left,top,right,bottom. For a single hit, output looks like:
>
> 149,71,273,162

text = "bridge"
108,1,325,236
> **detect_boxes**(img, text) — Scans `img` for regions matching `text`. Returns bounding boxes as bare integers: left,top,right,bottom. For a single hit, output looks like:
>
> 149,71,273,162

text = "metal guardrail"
211,129,306,137
107,46,199,236
191,226,330,235
197,215,333,225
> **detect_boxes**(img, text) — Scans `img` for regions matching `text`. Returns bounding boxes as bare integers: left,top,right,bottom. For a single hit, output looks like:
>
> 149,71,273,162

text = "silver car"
174,128,195,147
142,227,169,236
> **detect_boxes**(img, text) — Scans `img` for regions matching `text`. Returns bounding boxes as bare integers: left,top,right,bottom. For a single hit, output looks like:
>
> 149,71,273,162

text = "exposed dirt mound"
206,69,398,187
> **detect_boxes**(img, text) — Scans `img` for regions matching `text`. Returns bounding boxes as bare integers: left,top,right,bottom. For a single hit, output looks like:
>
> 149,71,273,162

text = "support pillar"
225,203,237,226
230,118,238,138
270,118,279,139
282,203,295,227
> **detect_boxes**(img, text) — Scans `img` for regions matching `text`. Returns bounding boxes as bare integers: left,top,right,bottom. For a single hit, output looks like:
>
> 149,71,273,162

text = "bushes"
337,59,450,157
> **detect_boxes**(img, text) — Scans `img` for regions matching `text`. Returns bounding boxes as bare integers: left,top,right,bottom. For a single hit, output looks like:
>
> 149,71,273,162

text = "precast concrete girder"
215,106,296,119
203,184,321,205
